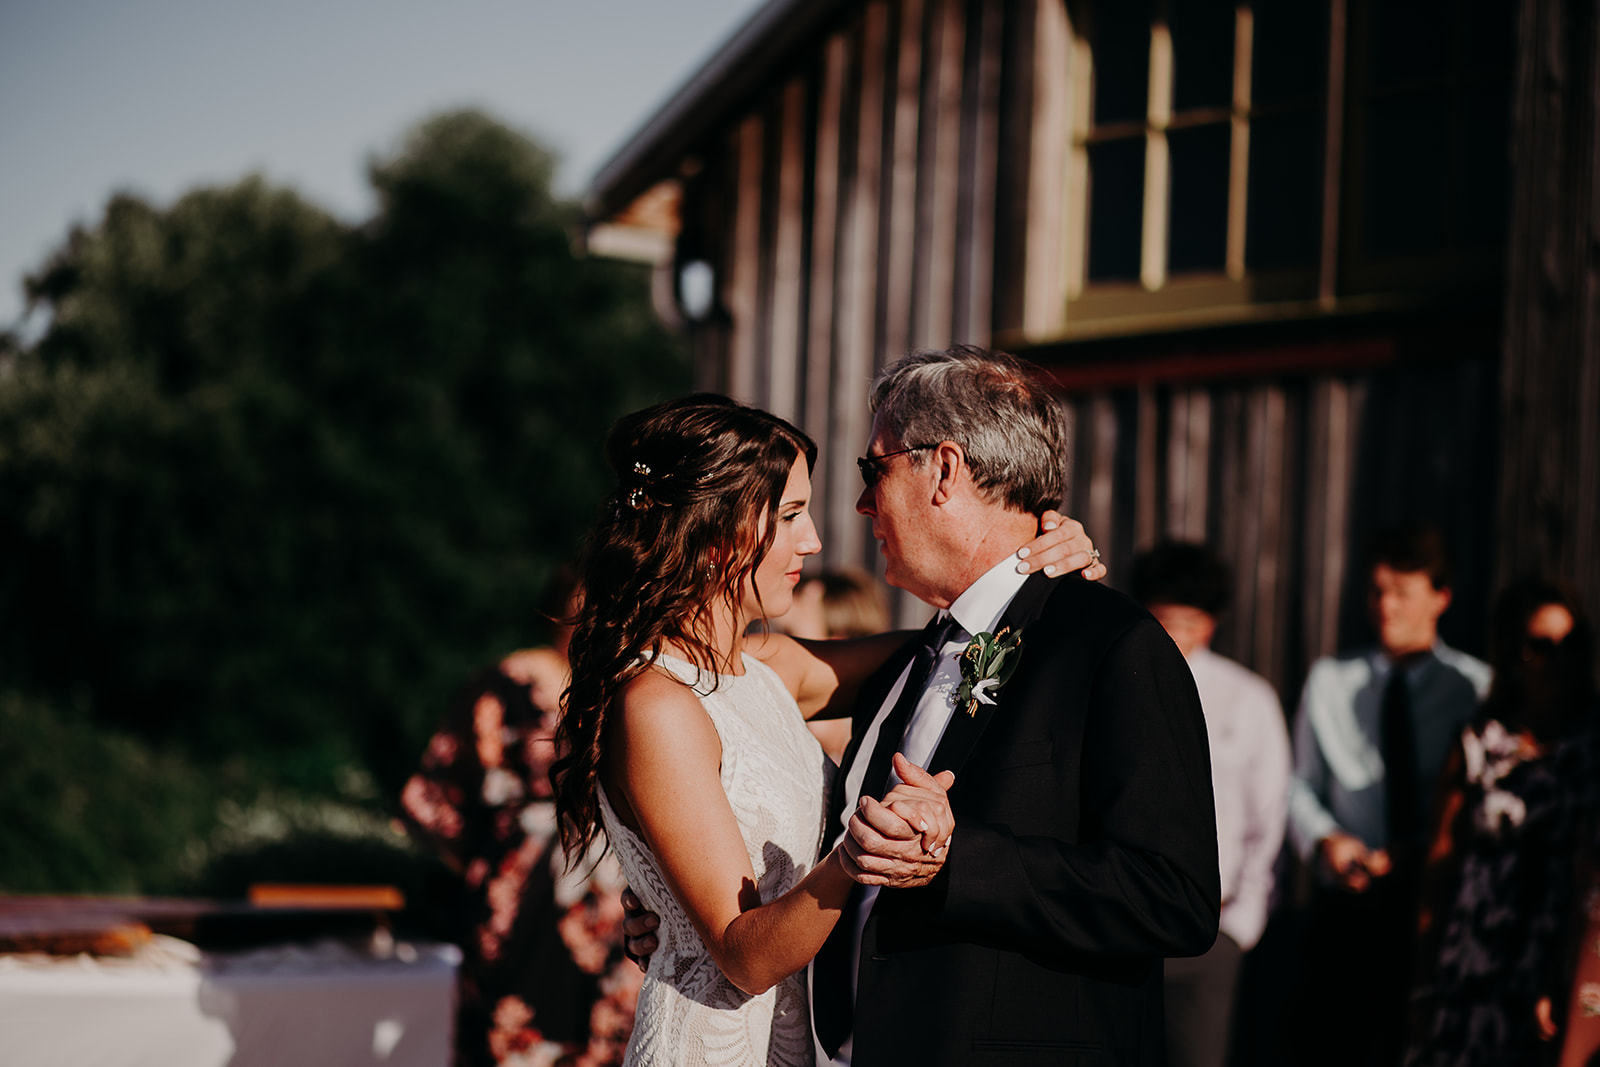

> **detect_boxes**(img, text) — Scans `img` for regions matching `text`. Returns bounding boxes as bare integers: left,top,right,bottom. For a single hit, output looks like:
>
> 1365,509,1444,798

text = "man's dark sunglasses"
857,444,936,488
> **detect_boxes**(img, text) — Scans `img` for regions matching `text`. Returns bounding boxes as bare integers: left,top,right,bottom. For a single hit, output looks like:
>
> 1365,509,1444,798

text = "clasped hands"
620,752,955,964
1319,829,1392,892
837,752,956,889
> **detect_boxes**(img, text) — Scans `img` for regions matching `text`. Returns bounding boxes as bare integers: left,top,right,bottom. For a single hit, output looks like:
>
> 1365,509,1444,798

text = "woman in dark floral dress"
1408,578,1599,1067
402,575,641,1067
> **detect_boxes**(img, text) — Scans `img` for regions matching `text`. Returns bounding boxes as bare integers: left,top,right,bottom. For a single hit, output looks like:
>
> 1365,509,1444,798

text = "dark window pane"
1246,110,1322,269
1460,0,1516,72
1454,83,1510,250
1363,90,1452,257
1093,0,1153,124
1253,0,1327,104
1171,0,1236,112
1369,0,1452,88
1168,123,1231,274
1088,138,1147,282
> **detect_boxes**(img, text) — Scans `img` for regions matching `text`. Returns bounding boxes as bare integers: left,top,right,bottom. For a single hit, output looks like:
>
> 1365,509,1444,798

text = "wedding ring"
1089,549,1101,563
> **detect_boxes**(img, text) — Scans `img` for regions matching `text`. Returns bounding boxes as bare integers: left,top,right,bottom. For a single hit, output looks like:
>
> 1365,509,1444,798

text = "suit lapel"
927,572,1058,778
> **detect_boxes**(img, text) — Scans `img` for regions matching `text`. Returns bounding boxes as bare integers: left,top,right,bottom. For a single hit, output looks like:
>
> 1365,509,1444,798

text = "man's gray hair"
869,345,1068,515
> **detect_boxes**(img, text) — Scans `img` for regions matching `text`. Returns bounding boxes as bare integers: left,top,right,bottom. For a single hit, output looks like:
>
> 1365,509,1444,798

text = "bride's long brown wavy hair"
552,394,817,862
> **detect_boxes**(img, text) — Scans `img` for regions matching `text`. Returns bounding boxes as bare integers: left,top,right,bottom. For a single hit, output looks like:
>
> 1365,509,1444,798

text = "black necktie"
1381,666,1419,852
813,612,963,1059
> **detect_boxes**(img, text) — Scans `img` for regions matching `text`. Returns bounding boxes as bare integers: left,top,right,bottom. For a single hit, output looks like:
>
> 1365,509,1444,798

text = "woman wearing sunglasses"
1408,578,1599,1067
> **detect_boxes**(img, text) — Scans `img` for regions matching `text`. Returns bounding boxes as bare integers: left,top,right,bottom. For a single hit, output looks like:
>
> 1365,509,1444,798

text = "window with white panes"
1060,0,1510,334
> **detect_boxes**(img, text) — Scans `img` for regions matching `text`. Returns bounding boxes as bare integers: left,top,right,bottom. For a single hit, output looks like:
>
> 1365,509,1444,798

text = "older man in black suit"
815,346,1219,1066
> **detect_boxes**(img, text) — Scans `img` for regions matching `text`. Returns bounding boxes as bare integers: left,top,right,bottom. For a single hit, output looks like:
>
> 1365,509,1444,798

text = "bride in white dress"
551,395,1094,1066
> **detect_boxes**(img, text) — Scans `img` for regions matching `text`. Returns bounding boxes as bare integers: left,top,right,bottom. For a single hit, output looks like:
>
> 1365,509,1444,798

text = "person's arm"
852,619,1221,958
604,669,951,994
806,717,852,764
1286,668,1343,861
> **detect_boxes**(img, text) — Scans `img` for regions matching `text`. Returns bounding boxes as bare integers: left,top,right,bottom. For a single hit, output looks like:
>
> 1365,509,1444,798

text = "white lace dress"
599,652,831,1067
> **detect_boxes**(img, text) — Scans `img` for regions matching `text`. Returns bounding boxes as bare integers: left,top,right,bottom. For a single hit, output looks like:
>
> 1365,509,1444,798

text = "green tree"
0,110,686,890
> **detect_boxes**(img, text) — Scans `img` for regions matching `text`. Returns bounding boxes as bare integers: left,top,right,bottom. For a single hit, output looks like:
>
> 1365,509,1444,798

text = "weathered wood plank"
958,0,1004,341
1254,384,1287,683
832,1,890,568
1134,385,1159,549
1212,388,1247,659
882,0,927,363
805,33,849,548
727,113,765,403
1184,389,1211,542
1022,0,1074,338
767,77,809,423
1497,0,1600,625
914,0,966,348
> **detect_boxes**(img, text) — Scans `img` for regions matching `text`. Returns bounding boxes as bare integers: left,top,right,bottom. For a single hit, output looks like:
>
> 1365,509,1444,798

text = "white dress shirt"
1185,646,1291,950
818,553,1030,1067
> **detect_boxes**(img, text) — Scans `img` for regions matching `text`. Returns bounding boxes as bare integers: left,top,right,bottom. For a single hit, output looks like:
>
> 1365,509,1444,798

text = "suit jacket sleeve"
933,618,1221,959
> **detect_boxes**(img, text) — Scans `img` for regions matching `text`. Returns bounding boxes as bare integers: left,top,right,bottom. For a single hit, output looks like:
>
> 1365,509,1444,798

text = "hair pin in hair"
624,458,670,511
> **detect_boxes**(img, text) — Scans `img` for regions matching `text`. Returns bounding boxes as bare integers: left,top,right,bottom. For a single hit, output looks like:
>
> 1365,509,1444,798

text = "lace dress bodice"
599,652,831,1067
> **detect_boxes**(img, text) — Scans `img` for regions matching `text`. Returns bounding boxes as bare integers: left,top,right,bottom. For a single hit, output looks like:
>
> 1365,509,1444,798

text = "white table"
0,935,459,1067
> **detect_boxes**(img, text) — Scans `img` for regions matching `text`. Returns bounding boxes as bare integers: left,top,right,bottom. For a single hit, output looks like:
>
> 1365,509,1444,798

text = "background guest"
1288,524,1491,1066
1133,542,1291,1067
783,567,890,643
1408,578,1599,1067
401,570,639,1066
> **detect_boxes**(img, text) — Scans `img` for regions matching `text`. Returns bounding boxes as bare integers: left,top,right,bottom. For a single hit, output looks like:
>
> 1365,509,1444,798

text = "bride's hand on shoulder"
1015,510,1106,581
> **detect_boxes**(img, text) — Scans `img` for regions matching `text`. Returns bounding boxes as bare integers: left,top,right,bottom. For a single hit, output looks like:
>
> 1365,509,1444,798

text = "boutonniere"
955,627,1024,716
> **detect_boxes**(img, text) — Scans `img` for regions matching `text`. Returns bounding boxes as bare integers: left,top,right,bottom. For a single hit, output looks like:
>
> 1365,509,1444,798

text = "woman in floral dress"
1408,579,1599,1067
403,570,643,1067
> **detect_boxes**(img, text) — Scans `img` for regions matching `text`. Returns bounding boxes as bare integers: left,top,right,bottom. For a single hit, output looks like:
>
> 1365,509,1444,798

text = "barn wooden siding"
667,0,1516,698
1498,0,1600,631
678,0,1054,599
1053,348,1500,701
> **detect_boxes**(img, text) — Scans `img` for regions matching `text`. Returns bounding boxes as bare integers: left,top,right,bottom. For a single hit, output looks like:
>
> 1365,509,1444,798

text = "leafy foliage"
0,111,687,890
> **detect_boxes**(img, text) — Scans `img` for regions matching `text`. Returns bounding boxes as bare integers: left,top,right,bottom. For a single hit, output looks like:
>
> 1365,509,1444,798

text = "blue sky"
0,0,765,330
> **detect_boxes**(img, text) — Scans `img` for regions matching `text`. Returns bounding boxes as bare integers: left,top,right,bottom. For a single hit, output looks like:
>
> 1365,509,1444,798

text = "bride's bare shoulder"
608,666,722,780
618,661,705,713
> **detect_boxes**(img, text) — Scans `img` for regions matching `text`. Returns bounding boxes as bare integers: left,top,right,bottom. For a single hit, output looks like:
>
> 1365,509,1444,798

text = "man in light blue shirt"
1288,524,1490,1066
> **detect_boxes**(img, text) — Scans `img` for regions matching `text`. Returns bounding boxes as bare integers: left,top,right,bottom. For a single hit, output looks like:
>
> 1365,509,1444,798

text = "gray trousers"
1164,933,1244,1067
